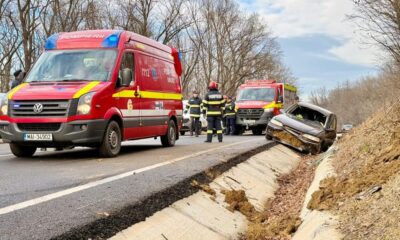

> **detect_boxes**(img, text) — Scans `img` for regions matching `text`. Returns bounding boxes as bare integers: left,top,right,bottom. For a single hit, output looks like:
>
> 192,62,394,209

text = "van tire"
10,143,36,157
161,120,176,147
98,121,121,158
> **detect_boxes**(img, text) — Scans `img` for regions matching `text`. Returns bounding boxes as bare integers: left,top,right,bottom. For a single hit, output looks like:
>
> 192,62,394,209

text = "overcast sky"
239,0,383,98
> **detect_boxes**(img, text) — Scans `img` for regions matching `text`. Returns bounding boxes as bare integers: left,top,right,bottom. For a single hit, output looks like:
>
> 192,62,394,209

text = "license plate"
243,119,256,125
24,133,53,141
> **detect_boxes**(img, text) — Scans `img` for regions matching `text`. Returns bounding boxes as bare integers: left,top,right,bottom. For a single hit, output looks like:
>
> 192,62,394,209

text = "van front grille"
237,108,264,118
10,100,69,117
17,123,61,132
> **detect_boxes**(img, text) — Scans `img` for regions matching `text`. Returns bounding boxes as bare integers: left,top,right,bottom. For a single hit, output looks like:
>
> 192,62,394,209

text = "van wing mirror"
121,68,132,87
277,96,283,103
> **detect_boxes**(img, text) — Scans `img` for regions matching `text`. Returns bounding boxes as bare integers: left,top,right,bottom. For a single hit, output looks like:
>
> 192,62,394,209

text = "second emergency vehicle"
235,80,297,135
0,30,183,158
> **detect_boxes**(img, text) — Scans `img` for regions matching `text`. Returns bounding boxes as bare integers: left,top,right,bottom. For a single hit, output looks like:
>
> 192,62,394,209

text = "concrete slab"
109,145,302,240
171,191,248,239
292,211,343,240
110,207,225,240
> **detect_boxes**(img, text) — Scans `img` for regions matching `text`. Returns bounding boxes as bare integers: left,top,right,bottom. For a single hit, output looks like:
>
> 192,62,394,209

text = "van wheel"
161,120,176,147
10,143,36,157
180,131,185,136
98,121,121,158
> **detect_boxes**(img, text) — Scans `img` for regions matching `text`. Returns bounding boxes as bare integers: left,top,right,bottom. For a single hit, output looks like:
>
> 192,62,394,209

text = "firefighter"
225,96,236,135
185,90,202,137
222,95,228,133
202,81,225,143
10,69,25,89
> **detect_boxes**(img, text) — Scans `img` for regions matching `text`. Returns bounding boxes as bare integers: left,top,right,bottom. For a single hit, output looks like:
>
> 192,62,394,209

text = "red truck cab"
235,80,297,135
0,30,183,158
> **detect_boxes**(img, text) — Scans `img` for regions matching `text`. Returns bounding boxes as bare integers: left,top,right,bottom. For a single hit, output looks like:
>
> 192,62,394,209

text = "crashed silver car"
266,102,337,154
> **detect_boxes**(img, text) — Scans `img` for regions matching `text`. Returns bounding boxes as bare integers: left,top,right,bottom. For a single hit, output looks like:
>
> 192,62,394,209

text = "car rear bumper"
0,120,107,147
266,123,321,154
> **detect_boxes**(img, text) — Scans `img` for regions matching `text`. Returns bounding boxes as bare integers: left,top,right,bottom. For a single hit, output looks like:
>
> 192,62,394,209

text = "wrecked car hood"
274,114,323,136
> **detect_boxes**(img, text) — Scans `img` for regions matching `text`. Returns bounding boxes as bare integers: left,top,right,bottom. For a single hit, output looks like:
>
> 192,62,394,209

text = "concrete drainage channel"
52,142,277,240
292,146,343,240
108,144,301,240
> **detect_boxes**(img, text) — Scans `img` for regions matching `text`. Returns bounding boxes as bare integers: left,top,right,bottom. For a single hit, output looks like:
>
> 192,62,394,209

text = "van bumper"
0,120,107,147
236,111,273,129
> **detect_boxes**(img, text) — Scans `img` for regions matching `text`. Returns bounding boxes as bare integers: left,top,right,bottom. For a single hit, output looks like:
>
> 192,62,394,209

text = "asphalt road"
0,134,268,240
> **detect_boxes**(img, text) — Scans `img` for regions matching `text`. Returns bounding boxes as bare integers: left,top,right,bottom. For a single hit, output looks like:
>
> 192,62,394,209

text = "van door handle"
134,86,140,97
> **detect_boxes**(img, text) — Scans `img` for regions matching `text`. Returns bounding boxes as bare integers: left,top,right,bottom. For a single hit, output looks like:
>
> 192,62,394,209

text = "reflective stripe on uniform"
207,111,222,115
207,130,213,133
207,100,225,105
216,130,223,134
188,104,201,107
225,113,236,116
190,114,200,117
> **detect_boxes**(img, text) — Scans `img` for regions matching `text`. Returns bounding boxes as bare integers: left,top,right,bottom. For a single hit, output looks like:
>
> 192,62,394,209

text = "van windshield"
25,49,117,82
237,88,276,102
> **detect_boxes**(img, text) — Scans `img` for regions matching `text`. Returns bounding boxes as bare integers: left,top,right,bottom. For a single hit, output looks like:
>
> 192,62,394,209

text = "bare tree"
352,0,400,64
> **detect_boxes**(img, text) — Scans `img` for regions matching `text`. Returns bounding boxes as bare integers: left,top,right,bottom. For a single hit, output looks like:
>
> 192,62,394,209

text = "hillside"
309,98,400,239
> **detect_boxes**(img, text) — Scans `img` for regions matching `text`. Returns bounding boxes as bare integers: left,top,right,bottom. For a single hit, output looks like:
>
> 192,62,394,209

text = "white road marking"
0,154,14,157
0,139,260,215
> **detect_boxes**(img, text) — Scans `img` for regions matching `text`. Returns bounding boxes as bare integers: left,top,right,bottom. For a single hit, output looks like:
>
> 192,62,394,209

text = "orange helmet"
208,81,218,90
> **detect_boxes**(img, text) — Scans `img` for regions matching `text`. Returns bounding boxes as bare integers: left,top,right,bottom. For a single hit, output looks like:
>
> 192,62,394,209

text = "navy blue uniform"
202,89,225,142
186,97,202,136
225,101,236,135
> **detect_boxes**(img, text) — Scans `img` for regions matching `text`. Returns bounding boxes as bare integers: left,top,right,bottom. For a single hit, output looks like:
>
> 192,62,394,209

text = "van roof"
44,30,172,53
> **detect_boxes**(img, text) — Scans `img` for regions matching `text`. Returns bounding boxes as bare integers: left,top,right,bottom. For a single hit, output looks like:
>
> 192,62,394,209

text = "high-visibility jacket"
225,102,236,118
203,89,225,117
186,97,203,118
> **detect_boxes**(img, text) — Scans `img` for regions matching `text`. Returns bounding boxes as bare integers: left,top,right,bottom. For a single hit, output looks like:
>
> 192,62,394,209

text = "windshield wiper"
57,79,92,82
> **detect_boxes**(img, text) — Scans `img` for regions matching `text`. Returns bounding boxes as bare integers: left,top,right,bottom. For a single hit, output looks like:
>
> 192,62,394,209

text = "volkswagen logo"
33,103,43,113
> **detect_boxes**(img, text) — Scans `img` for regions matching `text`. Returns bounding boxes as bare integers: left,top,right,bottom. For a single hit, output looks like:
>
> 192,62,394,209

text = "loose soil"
222,189,260,221
242,155,316,240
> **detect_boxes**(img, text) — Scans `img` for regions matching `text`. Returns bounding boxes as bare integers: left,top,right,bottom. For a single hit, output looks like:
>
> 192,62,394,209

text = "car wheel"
10,143,36,157
98,121,121,158
252,129,263,135
161,120,177,147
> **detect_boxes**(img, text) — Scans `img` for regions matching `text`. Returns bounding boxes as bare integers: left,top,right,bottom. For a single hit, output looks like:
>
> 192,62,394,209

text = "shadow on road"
13,144,163,162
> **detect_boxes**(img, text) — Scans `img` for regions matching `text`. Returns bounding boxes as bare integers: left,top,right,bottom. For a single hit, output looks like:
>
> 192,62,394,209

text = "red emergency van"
235,80,297,135
0,30,183,158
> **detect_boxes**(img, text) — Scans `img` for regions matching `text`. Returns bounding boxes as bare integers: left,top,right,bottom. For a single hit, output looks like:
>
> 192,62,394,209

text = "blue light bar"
101,31,123,48
45,33,60,50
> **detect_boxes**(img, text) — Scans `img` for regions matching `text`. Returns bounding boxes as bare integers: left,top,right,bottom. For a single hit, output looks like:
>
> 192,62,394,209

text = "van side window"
118,52,135,87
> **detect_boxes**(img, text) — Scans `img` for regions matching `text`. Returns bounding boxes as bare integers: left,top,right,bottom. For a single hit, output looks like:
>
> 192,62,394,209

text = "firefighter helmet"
208,81,218,90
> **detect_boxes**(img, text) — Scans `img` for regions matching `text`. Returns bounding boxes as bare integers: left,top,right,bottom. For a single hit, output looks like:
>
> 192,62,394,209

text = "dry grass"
308,100,400,210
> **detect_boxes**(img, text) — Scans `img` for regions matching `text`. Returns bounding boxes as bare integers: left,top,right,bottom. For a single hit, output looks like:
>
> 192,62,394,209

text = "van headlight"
270,118,283,127
77,92,94,115
302,134,320,142
264,108,273,113
0,96,8,116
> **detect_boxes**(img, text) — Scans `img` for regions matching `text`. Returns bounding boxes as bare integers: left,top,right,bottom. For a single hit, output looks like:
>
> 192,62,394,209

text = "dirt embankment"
308,99,400,239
